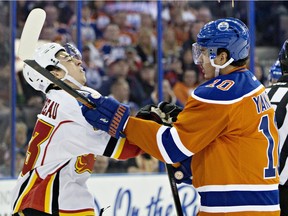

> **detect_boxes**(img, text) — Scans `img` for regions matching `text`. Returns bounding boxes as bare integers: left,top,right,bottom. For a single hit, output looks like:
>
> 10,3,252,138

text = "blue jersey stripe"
199,189,279,207
161,128,188,163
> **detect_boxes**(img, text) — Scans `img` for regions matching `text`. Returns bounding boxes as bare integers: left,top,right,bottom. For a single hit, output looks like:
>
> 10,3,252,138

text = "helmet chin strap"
63,75,83,89
210,58,234,77
59,66,83,89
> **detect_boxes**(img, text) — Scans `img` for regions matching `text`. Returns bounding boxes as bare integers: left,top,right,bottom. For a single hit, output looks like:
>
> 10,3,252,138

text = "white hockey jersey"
11,88,141,215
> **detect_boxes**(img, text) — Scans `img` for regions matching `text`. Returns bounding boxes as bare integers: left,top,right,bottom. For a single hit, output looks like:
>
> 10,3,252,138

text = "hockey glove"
81,94,130,139
135,104,164,124
172,156,193,184
158,102,183,125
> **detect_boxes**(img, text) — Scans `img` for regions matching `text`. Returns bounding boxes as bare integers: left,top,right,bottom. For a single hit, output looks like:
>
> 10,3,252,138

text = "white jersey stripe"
192,85,263,104
170,127,194,156
270,87,288,103
197,184,279,192
157,126,173,163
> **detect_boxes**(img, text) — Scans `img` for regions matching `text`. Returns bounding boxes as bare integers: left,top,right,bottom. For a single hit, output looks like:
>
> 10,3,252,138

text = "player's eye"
200,48,206,53
65,56,73,62
58,54,73,62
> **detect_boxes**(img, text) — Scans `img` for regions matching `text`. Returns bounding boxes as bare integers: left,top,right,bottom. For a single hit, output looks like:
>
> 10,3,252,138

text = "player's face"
198,48,216,80
57,51,86,86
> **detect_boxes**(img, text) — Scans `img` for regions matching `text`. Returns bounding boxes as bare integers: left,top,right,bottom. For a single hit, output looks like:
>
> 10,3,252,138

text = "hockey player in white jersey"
11,43,134,216
266,39,288,216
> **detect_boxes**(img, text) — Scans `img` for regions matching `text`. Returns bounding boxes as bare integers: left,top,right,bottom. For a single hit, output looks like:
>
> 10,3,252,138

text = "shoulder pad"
192,71,262,104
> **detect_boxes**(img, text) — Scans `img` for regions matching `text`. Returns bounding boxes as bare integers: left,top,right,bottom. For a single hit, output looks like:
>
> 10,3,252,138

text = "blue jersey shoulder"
192,69,262,103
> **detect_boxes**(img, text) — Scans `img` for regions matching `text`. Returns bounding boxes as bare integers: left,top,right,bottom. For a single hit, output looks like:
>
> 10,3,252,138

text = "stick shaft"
166,164,183,216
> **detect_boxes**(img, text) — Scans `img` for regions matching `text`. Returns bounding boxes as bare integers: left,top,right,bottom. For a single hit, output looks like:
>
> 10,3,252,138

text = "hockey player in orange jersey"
82,17,280,215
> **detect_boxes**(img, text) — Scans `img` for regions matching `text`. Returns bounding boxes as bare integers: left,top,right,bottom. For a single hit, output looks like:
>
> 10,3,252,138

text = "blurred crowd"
0,0,288,177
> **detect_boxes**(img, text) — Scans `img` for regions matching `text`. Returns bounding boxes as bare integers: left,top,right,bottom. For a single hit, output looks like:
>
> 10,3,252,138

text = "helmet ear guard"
22,63,53,93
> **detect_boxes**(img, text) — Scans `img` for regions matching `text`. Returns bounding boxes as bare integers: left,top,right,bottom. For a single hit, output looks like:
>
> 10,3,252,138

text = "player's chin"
82,78,87,85
204,73,214,80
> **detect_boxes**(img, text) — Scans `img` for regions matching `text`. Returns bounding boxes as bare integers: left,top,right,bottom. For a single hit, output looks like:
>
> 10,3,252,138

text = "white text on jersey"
252,92,272,114
41,98,60,119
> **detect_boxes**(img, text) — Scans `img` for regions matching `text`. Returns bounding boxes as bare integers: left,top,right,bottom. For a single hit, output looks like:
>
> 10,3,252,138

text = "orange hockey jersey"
124,68,280,215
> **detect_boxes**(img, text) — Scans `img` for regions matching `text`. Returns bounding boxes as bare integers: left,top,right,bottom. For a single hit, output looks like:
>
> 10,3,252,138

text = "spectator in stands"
125,45,142,77
254,61,268,86
99,57,145,106
173,69,199,105
168,3,192,46
139,13,157,46
89,1,110,39
135,27,157,65
71,3,97,47
269,60,282,85
109,78,139,116
0,121,28,177
112,11,136,45
182,20,205,51
82,45,105,91
196,5,213,23
140,13,155,30
93,156,109,174
0,64,12,143
95,24,127,67
127,154,159,173
106,158,129,173
162,26,182,61
164,55,183,87
142,79,183,107
136,63,156,101
180,48,204,84
39,4,59,41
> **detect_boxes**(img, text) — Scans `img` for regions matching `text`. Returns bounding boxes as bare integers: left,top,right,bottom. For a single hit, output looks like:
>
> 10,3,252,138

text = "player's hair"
216,48,248,67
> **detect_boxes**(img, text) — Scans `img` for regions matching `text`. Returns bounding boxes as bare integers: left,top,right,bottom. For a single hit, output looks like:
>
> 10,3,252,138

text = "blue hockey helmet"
279,39,288,74
269,60,282,81
193,17,250,64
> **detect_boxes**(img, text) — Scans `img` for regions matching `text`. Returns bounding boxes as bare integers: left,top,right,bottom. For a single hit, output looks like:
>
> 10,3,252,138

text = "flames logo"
75,154,96,174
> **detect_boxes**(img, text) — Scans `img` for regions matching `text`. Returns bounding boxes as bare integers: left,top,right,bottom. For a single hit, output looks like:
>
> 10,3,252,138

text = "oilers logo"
217,21,229,31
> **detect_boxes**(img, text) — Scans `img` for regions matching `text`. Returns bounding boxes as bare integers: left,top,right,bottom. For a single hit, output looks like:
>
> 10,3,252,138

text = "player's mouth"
80,67,85,73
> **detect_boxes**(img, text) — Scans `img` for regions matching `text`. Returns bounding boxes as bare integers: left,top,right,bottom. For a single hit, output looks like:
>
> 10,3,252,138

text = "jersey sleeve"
101,136,144,160
124,96,229,164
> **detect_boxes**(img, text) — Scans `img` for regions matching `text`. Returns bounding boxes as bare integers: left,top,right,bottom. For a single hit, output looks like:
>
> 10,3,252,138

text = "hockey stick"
18,8,46,61
20,9,182,215
166,164,183,216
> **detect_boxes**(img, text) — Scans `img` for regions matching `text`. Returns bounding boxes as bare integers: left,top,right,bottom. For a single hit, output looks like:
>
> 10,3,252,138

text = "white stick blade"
18,8,46,61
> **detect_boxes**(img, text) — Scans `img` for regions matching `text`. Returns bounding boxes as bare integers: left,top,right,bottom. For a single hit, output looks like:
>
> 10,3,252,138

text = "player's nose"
73,58,82,66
